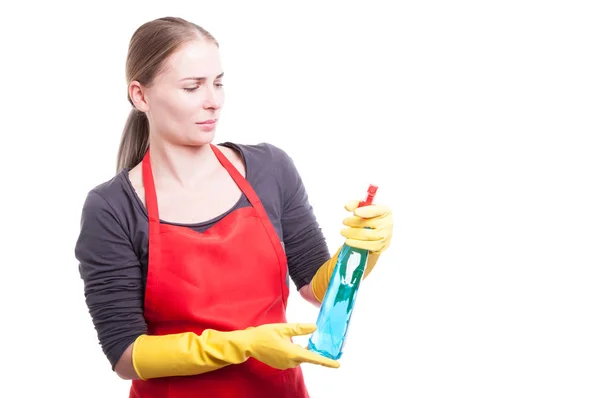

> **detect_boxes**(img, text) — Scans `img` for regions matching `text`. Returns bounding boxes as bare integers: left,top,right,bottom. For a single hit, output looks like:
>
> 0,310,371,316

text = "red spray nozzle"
358,184,378,208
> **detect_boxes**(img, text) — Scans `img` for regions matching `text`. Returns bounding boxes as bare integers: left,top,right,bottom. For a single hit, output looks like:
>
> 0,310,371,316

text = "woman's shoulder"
79,169,142,229
220,141,295,169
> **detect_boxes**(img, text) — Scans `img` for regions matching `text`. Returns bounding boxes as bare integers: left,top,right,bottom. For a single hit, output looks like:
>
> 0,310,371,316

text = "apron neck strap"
141,144,263,222
209,144,263,209
141,150,160,224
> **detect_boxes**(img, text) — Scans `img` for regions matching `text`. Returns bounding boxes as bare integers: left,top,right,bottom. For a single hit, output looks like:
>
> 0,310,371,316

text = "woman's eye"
184,87,199,92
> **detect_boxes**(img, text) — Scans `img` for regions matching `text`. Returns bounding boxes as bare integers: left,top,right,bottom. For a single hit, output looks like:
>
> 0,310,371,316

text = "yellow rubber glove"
132,323,339,380
311,200,393,302
341,200,393,254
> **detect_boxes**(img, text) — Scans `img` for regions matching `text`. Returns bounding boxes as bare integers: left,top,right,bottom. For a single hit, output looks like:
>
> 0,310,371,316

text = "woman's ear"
129,80,149,112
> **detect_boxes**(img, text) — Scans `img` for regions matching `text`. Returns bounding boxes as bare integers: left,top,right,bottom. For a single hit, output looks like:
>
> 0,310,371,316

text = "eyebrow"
179,72,224,82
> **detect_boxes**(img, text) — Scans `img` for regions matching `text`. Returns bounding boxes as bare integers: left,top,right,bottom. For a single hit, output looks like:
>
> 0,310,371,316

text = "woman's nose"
203,88,221,110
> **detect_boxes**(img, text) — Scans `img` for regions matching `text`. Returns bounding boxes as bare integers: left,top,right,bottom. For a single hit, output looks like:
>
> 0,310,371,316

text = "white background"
1,1,599,397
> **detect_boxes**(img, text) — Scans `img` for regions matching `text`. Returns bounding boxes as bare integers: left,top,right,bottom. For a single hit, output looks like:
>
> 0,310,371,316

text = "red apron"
129,144,310,398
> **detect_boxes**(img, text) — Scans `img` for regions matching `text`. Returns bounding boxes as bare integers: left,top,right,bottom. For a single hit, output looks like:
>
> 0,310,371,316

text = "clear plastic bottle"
307,185,378,360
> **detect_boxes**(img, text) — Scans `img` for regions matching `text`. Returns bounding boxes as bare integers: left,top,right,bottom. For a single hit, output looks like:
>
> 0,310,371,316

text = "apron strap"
210,144,289,274
209,144,263,210
142,151,160,225
141,144,280,245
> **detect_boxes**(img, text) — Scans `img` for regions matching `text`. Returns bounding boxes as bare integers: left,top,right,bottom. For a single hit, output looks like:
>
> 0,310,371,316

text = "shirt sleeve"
74,189,147,370
272,146,332,290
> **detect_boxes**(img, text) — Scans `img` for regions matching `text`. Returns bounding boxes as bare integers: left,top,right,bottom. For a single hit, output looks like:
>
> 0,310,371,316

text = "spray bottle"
307,184,378,360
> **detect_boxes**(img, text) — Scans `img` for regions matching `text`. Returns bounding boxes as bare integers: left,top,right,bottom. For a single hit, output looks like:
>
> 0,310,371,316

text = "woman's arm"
75,189,147,379
271,146,331,304
299,284,321,307
114,344,139,380
273,146,394,305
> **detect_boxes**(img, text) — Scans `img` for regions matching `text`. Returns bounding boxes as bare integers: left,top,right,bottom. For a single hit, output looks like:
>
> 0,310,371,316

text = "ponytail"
116,108,149,173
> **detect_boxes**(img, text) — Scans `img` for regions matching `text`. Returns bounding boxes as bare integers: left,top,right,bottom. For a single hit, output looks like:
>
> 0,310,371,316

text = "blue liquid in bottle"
307,185,377,360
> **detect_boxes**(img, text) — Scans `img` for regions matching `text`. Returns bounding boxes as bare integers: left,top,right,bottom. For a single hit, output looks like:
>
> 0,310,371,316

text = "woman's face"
133,39,225,146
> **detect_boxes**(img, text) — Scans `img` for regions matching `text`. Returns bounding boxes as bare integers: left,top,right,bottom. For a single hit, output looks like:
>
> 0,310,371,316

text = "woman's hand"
340,200,393,254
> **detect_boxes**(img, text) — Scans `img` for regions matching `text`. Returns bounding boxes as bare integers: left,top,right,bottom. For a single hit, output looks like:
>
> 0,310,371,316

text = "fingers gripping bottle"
308,185,378,360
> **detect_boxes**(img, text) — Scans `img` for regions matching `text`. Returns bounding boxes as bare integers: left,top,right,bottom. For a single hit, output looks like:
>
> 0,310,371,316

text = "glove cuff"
132,330,248,380
310,247,342,302
310,246,383,302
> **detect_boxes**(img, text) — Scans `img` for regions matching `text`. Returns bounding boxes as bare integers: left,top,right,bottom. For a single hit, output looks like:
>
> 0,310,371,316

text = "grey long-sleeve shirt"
74,142,331,369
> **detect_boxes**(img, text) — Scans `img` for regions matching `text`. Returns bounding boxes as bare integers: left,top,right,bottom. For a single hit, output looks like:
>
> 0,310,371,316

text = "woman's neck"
148,140,221,189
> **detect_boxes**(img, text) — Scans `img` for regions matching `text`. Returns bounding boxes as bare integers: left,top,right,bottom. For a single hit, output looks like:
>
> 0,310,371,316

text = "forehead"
160,39,222,80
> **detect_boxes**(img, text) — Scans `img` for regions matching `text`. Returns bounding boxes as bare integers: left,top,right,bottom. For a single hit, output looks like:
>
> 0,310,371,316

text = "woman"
75,16,394,398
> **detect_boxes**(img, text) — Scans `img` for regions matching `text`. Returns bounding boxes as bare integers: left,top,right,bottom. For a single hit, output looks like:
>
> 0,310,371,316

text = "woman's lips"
196,119,217,131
